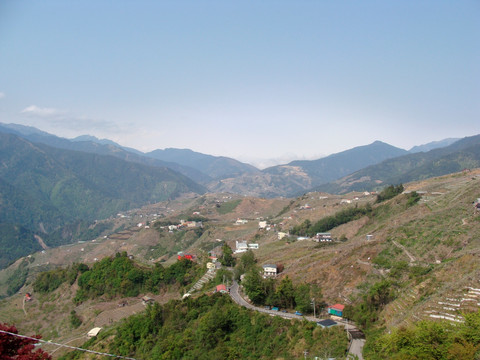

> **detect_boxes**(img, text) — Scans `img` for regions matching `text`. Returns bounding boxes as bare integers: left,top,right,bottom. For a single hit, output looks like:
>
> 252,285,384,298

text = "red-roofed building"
327,304,345,317
177,252,195,261
216,284,227,293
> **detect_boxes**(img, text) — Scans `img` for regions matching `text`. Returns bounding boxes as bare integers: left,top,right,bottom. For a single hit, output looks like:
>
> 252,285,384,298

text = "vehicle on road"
295,311,303,316
272,307,279,311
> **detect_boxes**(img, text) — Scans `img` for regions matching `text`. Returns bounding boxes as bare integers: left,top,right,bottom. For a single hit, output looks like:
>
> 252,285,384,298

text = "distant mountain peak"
409,138,460,153
72,134,100,141
0,122,53,137
72,135,119,146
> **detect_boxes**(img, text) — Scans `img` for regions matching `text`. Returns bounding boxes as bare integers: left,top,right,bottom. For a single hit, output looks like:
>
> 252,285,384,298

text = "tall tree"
220,244,236,267
243,268,266,304
276,276,295,309
294,284,313,314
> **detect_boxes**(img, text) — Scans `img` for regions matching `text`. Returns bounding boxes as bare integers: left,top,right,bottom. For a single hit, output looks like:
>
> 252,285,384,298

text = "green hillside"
0,224,40,269
0,132,205,268
0,123,211,184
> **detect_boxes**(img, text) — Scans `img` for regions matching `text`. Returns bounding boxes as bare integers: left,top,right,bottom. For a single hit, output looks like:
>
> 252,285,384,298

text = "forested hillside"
61,294,348,360
0,132,205,269
0,123,210,184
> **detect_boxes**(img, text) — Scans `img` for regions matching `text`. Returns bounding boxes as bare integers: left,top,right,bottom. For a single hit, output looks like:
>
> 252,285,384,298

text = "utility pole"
312,298,316,318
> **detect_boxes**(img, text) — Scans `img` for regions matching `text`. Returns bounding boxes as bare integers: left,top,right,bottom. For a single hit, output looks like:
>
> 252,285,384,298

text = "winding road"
228,281,364,359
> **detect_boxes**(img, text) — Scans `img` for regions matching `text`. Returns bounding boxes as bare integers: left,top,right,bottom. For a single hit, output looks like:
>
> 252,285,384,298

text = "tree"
234,250,256,280
294,284,313,314
0,323,51,359
69,310,82,328
276,276,295,309
239,250,256,269
375,184,404,203
220,244,235,267
366,280,395,310
243,268,266,304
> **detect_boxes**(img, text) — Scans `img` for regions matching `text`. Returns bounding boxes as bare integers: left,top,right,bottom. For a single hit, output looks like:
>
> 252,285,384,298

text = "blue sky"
0,1,479,167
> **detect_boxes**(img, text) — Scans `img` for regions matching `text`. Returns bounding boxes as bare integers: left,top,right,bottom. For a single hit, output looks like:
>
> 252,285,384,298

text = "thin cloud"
0,92,5,99
56,115,122,133
21,105,65,117
20,104,125,135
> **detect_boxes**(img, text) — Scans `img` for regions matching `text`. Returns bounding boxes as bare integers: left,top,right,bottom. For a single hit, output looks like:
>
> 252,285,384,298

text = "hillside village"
1,167,480,358
1,1,478,357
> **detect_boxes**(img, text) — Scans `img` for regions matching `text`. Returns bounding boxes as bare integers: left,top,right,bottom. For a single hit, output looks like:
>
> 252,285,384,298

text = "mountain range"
1,123,478,199
1,122,479,268
315,134,480,194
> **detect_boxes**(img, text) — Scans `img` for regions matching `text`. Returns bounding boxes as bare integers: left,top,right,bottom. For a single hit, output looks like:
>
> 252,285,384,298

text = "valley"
1,125,480,358
1,168,479,359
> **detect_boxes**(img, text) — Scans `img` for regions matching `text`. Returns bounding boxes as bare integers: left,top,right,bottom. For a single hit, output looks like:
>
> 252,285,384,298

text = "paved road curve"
229,280,364,359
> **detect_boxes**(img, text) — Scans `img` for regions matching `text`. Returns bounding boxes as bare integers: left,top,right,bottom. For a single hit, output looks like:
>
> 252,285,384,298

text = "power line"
0,329,138,360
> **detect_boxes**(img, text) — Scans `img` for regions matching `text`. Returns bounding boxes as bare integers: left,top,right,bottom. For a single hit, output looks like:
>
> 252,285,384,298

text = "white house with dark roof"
314,233,332,242
263,264,277,277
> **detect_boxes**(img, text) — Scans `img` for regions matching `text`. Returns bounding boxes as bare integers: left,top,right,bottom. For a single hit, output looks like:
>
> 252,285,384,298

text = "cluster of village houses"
160,220,203,232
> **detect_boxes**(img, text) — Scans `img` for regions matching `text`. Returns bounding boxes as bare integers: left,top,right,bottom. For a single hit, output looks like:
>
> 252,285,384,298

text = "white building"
235,240,248,253
87,327,102,337
314,233,332,242
263,264,277,277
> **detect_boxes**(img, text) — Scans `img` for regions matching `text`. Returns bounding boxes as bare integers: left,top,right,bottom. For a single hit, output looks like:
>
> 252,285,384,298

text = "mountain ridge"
314,134,480,194
1,122,476,199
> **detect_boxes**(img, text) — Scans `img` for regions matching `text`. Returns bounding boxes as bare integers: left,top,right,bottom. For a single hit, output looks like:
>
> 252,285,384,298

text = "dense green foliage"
62,294,348,360
0,219,114,270
375,184,404,203
33,263,88,294
234,251,322,314
343,280,396,330
406,191,421,207
243,271,322,314
73,253,200,303
234,250,257,280
69,310,82,329
0,223,41,269
5,259,30,297
291,204,372,237
0,132,205,268
219,244,236,267
364,310,480,359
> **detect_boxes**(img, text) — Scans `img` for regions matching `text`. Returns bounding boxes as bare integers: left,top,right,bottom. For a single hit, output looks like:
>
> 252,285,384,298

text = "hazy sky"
0,1,479,167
